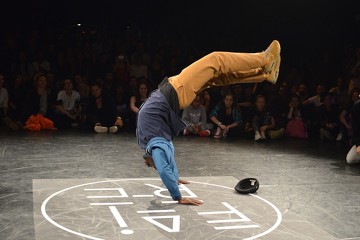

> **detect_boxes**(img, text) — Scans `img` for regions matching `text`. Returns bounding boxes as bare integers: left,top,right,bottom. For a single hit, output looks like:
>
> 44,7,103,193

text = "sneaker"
199,130,211,137
94,125,108,133
109,126,118,133
183,128,190,136
214,127,222,138
254,131,262,141
336,132,343,141
266,54,281,84
264,40,280,70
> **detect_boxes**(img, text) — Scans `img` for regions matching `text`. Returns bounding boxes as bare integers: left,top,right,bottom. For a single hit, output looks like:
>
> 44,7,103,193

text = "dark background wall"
0,0,359,81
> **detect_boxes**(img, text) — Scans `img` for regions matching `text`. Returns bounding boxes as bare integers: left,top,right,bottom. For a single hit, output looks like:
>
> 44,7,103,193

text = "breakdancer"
137,40,281,205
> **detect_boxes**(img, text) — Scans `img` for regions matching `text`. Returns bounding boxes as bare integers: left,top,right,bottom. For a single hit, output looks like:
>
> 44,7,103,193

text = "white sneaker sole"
266,54,281,84
94,126,108,133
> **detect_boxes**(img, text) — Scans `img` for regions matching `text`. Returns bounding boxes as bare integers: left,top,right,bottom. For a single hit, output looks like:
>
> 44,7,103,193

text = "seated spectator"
285,95,308,139
32,52,51,74
338,88,360,142
197,90,211,114
329,77,348,109
85,81,123,133
8,73,26,128
0,74,19,130
22,73,57,131
210,93,242,139
114,83,130,127
232,84,253,122
296,83,310,102
348,74,360,95
316,93,341,141
268,85,289,138
302,83,327,137
148,53,165,87
289,84,299,99
74,73,90,104
182,95,213,137
53,78,82,129
127,76,138,97
346,98,360,164
129,54,148,79
113,54,130,86
102,72,116,95
302,83,326,107
129,81,149,131
245,95,275,141
0,74,9,119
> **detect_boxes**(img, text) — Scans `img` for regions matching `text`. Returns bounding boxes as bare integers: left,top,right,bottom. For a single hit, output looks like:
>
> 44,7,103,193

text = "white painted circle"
41,178,282,240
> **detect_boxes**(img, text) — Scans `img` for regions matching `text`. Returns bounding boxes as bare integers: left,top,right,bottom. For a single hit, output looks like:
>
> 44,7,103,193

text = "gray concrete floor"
0,130,359,239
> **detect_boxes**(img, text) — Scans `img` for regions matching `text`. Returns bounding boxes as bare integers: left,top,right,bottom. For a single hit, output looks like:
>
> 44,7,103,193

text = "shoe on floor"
336,132,343,141
183,128,190,136
254,131,262,141
94,125,108,133
109,126,118,133
199,130,211,137
214,127,222,139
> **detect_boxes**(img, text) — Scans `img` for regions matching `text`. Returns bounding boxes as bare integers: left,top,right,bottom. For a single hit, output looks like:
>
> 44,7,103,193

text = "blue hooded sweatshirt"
136,89,186,149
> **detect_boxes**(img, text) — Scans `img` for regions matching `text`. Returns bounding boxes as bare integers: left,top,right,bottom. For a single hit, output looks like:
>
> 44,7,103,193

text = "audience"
0,24,359,164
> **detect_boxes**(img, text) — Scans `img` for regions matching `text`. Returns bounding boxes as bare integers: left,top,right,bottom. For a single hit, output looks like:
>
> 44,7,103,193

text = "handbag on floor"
285,118,308,139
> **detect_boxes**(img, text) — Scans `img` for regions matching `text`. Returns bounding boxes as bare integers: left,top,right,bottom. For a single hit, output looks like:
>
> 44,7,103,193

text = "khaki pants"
168,51,269,109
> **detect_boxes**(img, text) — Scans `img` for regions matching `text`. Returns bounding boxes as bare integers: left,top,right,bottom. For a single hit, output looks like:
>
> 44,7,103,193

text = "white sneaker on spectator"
336,132,343,141
214,127,222,139
109,126,118,134
183,129,190,136
254,131,262,141
94,125,108,133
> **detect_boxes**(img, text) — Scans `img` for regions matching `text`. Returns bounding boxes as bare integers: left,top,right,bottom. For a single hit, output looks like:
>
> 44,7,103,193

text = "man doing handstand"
137,40,281,205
